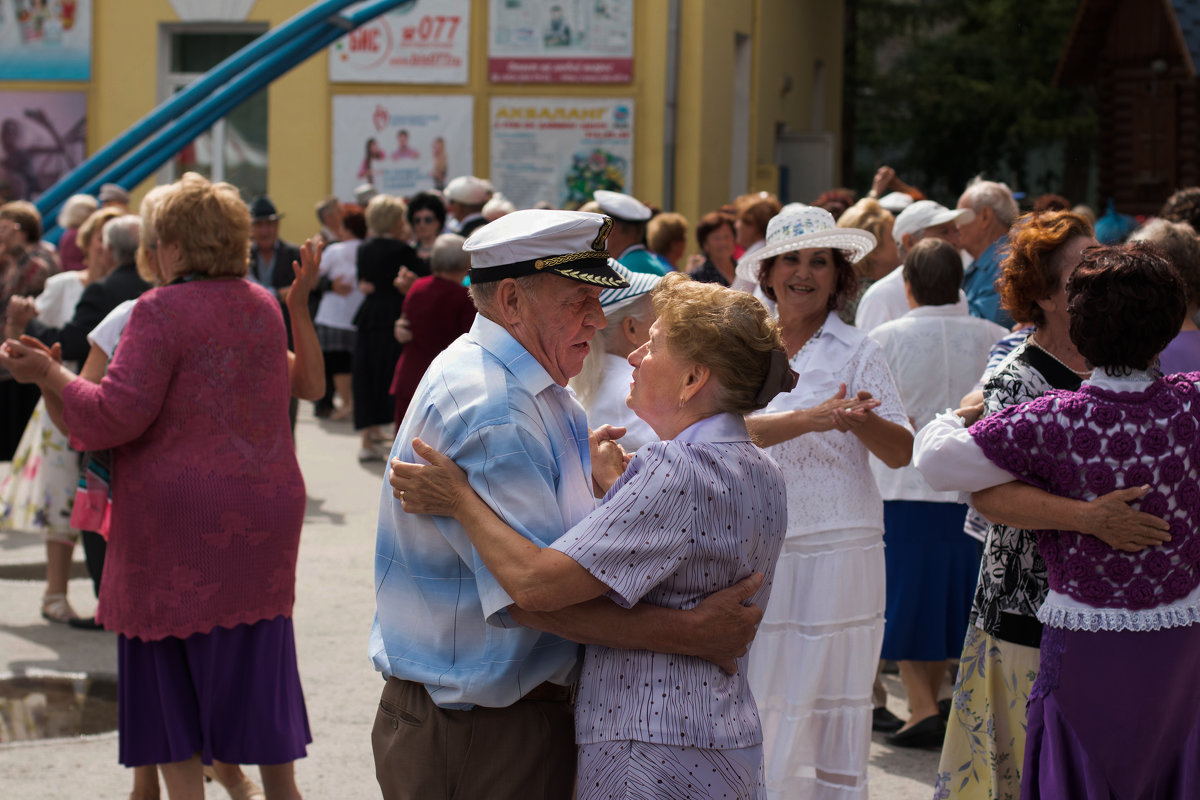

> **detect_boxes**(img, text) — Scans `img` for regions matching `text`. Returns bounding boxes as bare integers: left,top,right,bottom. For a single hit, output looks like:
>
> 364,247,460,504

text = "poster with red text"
332,95,472,201
330,0,469,84
488,0,632,84
490,97,633,210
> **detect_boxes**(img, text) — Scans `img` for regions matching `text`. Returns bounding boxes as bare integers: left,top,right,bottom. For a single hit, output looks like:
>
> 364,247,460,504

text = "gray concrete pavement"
0,409,939,798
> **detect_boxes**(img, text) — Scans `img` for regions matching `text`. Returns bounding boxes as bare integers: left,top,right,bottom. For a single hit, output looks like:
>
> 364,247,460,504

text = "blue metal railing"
38,0,415,235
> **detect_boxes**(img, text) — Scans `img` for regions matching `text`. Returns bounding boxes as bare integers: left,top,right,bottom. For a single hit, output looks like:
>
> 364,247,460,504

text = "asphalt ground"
0,407,939,798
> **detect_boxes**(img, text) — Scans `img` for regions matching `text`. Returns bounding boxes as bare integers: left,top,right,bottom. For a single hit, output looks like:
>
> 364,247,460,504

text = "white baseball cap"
445,175,494,206
892,200,975,242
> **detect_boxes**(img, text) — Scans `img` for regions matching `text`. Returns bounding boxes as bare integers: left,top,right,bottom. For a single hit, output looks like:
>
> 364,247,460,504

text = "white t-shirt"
87,299,136,359
855,266,972,332
868,304,1007,502
313,239,365,331
35,271,86,328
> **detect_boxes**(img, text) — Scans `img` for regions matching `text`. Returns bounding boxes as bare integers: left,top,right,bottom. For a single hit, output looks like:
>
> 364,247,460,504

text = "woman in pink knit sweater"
1,173,325,800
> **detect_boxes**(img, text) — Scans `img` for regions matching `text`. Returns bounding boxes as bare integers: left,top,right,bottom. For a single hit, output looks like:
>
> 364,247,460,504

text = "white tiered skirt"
748,526,886,800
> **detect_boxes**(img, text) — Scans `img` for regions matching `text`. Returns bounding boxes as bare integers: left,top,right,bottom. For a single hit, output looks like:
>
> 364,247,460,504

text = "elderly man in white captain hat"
370,209,763,800
444,175,494,237
568,261,661,451
592,189,670,276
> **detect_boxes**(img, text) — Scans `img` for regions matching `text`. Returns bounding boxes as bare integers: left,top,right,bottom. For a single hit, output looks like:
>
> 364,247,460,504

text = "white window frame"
156,22,268,185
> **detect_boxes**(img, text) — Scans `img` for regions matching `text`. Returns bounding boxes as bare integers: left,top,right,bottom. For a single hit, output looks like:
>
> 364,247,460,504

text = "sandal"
41,593,79,624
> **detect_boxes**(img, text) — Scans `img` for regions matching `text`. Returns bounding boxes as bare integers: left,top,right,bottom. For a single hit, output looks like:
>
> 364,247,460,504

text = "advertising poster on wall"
490,97,632,210
0,0,92,81
0,91,86,202
332,95,472,201
488,0,632,83
330,0,470,84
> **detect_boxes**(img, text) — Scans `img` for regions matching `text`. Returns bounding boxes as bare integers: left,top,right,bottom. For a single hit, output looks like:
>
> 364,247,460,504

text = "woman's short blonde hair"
366,194,408,237
58,194,98,229
76,206,123,256
154,172,251,278
135,183,176,284
838,198,893,273
651,272,784,415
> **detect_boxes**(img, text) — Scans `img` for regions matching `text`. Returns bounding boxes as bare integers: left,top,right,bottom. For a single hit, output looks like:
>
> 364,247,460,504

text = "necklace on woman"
1029,332,1091,377
787,324,824,360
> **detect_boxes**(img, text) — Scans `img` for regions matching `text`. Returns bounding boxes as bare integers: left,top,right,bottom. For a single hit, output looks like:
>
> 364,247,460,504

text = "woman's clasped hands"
0,335,62,384
805,382,881,433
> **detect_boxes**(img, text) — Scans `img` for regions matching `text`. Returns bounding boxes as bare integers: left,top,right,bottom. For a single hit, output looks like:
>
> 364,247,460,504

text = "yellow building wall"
2,0,843,246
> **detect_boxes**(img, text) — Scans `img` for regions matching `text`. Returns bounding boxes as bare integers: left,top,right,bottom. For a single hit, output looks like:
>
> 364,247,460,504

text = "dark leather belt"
995,612,1043,649
521,681,575,703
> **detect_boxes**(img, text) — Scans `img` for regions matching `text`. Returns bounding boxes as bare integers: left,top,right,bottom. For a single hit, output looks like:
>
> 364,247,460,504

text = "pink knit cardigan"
63,279,305,641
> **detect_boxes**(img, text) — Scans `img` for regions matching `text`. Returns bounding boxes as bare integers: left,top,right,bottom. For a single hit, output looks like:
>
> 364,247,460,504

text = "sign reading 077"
330,0,470,85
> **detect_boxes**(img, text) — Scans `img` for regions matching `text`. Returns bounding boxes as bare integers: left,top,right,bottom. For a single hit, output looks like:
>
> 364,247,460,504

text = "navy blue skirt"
117,614,311,766
880,500,980,661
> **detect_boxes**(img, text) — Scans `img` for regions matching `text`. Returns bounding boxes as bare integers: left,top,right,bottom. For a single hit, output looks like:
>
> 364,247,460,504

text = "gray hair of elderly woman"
1129,218,1200,308
430,233,469,275
57,194,98,229
960,176,1020,228
102,214,143,266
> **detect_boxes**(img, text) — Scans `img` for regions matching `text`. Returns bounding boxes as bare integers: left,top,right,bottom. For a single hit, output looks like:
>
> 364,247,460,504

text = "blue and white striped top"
369,314,595,709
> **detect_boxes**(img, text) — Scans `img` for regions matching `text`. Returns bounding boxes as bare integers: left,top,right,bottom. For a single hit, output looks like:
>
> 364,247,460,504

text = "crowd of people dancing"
4,165,1200,800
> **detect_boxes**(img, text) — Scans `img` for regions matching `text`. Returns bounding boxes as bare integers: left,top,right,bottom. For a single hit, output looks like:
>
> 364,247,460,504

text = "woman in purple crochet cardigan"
915,242,1200,799
1,173,325,800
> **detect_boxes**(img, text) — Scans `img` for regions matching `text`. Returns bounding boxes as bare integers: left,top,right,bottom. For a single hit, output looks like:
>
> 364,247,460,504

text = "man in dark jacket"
249,195,304,433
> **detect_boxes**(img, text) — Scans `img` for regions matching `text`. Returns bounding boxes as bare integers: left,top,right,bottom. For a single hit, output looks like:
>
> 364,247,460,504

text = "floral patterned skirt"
0,398,78,544
933,625,1039,800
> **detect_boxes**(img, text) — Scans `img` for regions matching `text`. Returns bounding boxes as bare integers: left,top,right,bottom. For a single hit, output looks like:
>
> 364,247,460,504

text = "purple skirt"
1022,623,1200,798
117,614,311,767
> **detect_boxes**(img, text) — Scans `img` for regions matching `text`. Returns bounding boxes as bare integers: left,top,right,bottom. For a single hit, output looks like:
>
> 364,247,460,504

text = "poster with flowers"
490,97,633,209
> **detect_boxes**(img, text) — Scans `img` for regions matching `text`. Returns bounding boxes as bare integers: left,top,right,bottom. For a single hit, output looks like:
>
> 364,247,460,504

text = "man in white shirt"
867,237,1007,746
855,199,974,332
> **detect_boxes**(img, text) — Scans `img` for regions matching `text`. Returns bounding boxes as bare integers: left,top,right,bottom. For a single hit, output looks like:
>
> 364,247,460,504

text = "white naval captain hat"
593,190,652,222
463,209,629,289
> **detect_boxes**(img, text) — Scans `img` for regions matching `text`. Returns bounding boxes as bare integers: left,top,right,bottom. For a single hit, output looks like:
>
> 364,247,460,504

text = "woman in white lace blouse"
738,204,913,800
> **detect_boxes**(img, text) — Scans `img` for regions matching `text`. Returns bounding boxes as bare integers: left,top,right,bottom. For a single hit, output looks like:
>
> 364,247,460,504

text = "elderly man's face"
252,218,278,250
916,220,962,249
955,198,994,258
516,275,606,386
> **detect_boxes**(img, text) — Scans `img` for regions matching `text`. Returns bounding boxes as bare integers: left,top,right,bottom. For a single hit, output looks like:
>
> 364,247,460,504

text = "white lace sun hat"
734,204,877,284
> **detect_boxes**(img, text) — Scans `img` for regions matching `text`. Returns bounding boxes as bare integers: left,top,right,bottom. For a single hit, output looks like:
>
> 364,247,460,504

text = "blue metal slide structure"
36,0,416,238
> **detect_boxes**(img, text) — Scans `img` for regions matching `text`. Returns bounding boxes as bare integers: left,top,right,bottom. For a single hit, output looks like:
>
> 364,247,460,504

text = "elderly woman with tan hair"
353,193,426,460
1,172,324,800
391,272,794,799
835,197,900,324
